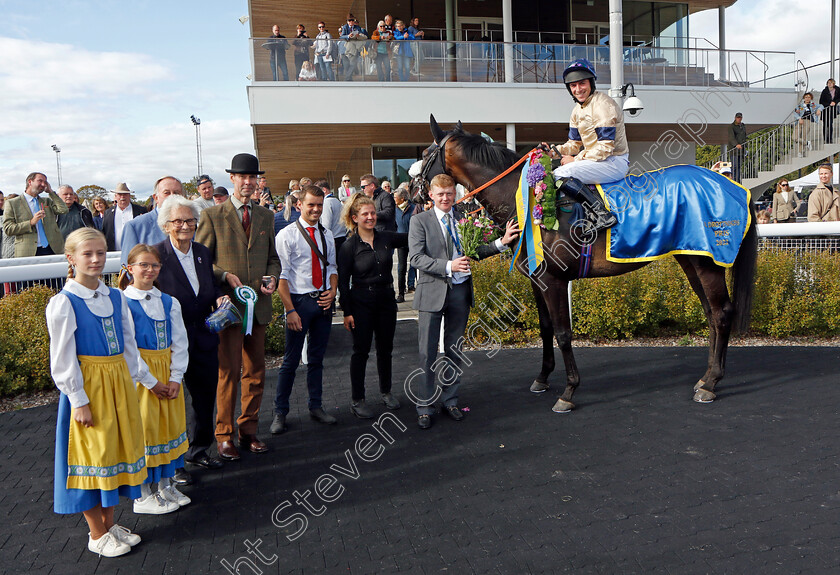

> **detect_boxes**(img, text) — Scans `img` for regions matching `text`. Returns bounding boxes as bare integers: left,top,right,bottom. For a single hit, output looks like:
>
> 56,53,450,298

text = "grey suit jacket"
408,208,502,313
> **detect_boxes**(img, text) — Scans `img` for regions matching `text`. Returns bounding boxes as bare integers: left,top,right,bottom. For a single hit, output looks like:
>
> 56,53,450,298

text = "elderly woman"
153,195,226,477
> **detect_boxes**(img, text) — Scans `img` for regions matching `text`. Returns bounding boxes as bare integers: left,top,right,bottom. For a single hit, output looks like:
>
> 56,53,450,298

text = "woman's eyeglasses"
168,218,198,227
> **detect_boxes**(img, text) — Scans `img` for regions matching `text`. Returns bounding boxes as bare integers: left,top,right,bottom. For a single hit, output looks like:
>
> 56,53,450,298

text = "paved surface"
1,320,839,574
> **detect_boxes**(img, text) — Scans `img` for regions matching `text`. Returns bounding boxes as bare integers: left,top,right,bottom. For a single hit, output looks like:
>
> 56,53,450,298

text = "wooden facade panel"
249,0,365,39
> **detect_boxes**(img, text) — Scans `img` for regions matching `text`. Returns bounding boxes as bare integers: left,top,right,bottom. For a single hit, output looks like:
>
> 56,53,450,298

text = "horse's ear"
455,121,463,132
430,114,445,143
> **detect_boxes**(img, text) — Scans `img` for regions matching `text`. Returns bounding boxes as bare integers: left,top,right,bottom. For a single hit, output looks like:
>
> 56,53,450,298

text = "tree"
75,184,107,201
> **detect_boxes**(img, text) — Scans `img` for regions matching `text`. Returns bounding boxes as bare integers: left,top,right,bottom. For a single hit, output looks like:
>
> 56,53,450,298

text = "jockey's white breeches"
553,153,630,184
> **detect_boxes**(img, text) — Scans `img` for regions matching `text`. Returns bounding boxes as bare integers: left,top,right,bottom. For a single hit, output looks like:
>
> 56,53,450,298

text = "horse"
411,116,757,411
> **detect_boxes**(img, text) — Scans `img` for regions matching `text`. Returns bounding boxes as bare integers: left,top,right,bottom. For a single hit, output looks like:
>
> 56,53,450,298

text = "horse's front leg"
529,279,555,393
539,276,579,412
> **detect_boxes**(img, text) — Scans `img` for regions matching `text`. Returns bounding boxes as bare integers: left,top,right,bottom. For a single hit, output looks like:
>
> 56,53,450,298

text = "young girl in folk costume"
47,228,151,557
119,244,191,514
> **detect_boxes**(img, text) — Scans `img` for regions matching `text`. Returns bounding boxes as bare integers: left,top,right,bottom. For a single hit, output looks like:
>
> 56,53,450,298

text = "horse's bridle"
410,133,453,205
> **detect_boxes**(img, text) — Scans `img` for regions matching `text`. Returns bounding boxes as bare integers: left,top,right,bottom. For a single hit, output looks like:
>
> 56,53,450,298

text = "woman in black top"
338,193,407,418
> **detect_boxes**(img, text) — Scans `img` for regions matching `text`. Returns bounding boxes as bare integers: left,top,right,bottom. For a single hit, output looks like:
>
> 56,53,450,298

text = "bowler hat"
226,153,264,175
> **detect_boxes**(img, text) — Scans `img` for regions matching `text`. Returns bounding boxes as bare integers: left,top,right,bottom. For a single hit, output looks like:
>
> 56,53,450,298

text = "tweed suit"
2,190,68,257
195,199,282,442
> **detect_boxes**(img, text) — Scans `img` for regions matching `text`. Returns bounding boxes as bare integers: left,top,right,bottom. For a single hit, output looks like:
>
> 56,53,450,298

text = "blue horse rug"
591,165,751,267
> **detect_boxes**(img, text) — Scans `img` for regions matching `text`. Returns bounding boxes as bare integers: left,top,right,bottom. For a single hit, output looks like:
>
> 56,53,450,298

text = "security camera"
620,83,643,117
623,96,644,117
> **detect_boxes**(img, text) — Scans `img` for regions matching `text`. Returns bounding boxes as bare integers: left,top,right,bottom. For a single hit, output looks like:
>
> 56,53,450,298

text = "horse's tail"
731,202,758,334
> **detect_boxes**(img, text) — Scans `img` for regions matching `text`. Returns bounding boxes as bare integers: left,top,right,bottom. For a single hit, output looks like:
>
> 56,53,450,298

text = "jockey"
544,58,630,232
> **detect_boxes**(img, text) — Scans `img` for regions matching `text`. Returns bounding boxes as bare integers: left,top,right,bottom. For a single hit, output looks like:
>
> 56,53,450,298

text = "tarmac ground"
1,319,839,574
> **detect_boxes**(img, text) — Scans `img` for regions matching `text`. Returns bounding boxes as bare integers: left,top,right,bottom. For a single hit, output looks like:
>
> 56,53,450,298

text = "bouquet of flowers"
525,148,558,230
455,214,502,259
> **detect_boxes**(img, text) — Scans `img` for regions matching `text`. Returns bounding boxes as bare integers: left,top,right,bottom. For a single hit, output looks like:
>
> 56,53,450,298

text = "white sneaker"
133,492,179,514
160,484,191,506
88,532,130,557
108,524,141,547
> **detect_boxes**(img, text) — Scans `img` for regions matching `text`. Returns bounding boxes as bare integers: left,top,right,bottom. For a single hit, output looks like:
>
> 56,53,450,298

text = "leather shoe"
239,434,269,454
270,413,287,434
418,414,432,430
395,294,405,303
310,408,337,424
172,467,192,486
185,453,224,470
217,440,240,461
443,405,465,421
350,400,374,419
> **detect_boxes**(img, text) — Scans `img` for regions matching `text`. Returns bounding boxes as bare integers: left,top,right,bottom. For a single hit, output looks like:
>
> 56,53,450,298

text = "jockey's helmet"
562,58,597,101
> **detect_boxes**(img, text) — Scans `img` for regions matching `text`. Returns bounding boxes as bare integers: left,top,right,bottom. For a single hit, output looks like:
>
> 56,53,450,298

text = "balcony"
250,37,796,89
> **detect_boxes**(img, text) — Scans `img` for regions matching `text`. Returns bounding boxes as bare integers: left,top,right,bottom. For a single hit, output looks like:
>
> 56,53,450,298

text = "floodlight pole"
190,115,203,178
51,145,62,186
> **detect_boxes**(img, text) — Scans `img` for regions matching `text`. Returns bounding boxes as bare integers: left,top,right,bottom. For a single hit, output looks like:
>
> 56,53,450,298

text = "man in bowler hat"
195,153,282,460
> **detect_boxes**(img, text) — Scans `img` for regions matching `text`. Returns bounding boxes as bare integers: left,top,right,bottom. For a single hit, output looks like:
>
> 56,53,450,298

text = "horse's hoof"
693,380,705,392
551,398,575,413
693,388,716,403
530,381,550,393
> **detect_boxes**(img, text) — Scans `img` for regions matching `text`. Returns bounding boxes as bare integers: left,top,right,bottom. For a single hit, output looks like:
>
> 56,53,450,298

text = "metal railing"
704,108,840,184
250,37,795,88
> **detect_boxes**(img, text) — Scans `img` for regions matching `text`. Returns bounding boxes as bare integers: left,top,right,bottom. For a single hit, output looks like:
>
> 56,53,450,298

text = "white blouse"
46,279,157,409
123,285,189,385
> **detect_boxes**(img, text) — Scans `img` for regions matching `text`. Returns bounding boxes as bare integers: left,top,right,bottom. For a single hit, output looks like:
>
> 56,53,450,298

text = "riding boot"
556,176,617,232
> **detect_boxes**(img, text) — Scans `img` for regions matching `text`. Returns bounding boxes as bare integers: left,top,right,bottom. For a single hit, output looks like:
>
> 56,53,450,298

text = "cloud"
0,36,254,196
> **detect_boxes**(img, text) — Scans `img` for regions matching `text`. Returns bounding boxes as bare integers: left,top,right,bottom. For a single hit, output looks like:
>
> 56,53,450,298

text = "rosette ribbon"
234,285,258,335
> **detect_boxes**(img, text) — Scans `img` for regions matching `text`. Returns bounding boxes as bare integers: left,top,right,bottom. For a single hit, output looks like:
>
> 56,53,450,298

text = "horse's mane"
450,125,518,172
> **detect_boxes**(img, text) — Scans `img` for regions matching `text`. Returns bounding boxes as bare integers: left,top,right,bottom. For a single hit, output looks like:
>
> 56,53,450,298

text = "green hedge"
2,251,839,396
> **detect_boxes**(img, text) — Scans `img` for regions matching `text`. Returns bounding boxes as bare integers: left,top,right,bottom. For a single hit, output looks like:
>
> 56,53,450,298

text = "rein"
455,147,537,205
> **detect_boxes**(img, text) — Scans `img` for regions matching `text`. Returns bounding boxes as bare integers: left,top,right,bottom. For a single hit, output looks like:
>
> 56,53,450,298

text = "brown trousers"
215,323,267,442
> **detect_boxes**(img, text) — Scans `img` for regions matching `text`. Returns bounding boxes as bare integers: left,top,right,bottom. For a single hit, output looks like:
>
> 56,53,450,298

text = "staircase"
705,114,840,193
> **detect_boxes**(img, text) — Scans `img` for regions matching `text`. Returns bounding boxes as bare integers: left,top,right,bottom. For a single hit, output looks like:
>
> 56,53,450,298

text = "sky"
0,0,834,198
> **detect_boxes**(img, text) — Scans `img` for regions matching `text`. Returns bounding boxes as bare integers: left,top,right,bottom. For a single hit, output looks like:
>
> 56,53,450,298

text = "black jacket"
820,85,840,112
371,188,397,232
102,203,147,251
154,239,223,353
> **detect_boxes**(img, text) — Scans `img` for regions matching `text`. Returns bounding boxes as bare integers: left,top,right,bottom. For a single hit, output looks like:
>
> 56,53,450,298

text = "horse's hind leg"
691,261,735,403
529,280,556,393
536,277,579,412
676,256,716,392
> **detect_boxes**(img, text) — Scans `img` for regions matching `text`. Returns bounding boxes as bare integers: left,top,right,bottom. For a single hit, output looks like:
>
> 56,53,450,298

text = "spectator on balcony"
794,92,821,156
819,79,840,143
265,25,290,82
292,24,311,79
728,112,747,183
339,15,367,81
408,17,425,76
383,14,394,33
56,186,95,238
772,179,799,223
371,21,393,82
314,22,336,81
3,172,68,257
298,61,317,81
393,20,415,82
807,163,840,222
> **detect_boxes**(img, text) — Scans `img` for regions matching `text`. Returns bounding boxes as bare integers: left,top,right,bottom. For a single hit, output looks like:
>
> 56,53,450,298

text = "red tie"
307,226,323,290
242,204,251,237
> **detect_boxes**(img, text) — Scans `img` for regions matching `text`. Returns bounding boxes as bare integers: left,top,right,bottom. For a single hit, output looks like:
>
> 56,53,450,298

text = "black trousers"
350,287,398,401
183,344,220,459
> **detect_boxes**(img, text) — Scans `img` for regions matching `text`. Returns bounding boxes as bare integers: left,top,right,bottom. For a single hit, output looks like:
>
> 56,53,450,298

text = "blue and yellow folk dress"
123,285,189,483
47,280,154,514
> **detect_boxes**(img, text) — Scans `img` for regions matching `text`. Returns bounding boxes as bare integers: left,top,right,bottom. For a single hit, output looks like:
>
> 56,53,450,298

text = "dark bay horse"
412,116,757,411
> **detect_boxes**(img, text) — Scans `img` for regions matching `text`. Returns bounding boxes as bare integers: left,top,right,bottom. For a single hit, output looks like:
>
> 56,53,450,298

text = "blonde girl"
119,244,191,514
46,228,153,557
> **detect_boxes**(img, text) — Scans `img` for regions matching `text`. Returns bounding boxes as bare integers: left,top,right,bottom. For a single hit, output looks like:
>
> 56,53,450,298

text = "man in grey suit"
408,174,519,430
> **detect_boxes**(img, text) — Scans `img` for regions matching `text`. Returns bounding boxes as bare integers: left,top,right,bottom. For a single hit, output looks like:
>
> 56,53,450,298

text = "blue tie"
30,196,48,248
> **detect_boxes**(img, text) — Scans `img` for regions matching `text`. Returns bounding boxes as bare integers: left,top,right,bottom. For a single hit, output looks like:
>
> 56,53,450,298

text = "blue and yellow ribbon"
509,155,544,275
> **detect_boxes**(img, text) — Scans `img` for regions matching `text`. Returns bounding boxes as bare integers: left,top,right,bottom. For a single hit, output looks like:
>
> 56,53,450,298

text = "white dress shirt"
123,285,190,384
46,279,157,408
114,205,135,250
275,218,337,294
171,238,200,295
